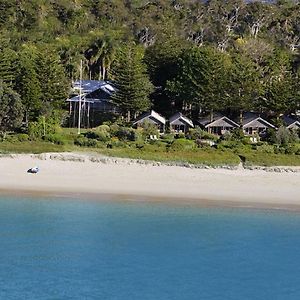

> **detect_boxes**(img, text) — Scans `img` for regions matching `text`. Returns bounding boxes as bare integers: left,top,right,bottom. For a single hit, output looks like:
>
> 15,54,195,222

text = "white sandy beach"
0,153,299,209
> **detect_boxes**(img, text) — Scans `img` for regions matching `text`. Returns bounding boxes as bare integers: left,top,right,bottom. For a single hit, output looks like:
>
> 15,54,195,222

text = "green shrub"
140,120,159,137
284,145,300,155
256,144,274,154
115,127,136,141
161,133,175,142
274,145,286,154
134,128,144,142
28,115,62,140
218,140,241,149
106,137,128,148
28,121,44,140
16,133,29,142
109,124,120,135
97,124,110,132
231,128,245,140
265,128,277,144
187,127,217,141
221,131,232,141
74,136,97,147
196,139,214,148
85,130,110,142
170,138,195,150
43,134,66,145
175,132,186,139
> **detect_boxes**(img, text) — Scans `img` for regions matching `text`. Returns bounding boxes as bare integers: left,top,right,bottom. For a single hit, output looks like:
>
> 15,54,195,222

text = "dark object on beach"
27,167,40,174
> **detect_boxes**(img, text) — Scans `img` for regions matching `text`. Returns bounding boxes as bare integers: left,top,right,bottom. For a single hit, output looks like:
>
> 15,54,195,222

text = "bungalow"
242,113,276,136
169,112,194,133
67,80,118,113
203,116,239,135
133,110,166,133
283,116,300,130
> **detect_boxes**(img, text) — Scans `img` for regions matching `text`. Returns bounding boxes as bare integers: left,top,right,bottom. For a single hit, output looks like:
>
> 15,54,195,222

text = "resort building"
283,116,300,130
200,115,239,135
169,112,194,133
242,113,276,136
67,80,117,113
133,110,166,133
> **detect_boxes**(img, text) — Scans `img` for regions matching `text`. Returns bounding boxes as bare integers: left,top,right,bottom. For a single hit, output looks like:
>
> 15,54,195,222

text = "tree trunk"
127,111,131,122
98,65,102,81
239,110,243,125
210,110,214,122
102,66,106,80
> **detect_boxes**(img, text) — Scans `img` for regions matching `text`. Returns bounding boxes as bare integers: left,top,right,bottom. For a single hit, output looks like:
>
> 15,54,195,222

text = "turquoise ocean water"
0,196,300,299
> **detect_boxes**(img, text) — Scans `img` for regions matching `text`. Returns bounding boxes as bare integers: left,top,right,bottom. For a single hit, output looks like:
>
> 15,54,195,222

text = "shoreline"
0,152,299,211
2,188,300,212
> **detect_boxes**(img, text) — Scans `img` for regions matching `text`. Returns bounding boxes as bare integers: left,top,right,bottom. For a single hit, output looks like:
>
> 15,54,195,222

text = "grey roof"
283,116,300,129
241,112,259,125
67,80,115,103
198,112,224,126
205,116,239,128
133,110,166,125
73,80,115,94
169,112,194,127
243,116,276,129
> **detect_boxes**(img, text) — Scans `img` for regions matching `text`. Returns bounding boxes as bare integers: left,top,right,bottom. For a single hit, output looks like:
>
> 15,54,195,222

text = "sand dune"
0,153,299,209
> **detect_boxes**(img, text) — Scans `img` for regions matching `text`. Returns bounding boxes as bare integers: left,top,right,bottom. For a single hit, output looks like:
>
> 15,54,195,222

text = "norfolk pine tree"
0,82,24,135
110,43,153,121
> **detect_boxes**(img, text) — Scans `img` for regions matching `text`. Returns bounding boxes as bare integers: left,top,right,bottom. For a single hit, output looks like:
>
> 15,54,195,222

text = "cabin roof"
169,112,194,127
133,110,166,125
283,116,300,128
73,80,115,94
205,116,239,128
243,116,276,129
68,80,115,103
198,113,224,127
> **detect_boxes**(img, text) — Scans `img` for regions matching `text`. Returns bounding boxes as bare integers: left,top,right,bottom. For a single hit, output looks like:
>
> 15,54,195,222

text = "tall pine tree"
110,43,153,121
0,82,24,134
36,47,69,115
16,45,42,123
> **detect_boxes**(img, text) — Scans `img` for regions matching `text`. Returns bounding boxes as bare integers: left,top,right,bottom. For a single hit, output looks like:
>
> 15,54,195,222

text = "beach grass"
0,140,300,167
96,147,241,166
0,141,69,154
240,151,300,167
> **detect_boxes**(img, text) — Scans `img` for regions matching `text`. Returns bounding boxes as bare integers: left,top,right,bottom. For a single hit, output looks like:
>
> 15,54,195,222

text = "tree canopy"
0,0,299,129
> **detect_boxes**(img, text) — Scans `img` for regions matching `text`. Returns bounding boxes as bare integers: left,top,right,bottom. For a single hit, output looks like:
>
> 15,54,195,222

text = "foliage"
74,136,97,147
43,134,67,145
110,43,153,120
170,139,196,151
140,120,159,138
187,127,218,141
28,113,63,140
0,83,24,133
275,126,299,145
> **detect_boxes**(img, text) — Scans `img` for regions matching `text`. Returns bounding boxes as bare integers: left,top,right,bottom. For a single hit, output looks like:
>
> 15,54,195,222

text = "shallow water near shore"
1,196,300,300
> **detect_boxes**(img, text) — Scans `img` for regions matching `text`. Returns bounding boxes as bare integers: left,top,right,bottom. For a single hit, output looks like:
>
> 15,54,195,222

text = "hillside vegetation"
0,0,299,165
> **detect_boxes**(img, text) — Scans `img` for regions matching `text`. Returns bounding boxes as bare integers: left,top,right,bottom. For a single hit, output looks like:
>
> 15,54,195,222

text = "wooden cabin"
242,114,276,136
169,112,194,133
133,110,166,133
283,116,300,130
204,116,239,135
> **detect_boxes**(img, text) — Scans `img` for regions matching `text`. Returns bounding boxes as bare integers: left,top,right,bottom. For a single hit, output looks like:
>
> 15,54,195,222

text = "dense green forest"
0,0,300,128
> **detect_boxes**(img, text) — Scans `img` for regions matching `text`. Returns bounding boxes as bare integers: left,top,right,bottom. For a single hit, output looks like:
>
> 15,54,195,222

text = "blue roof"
73,80,115,95
68,80,116,103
